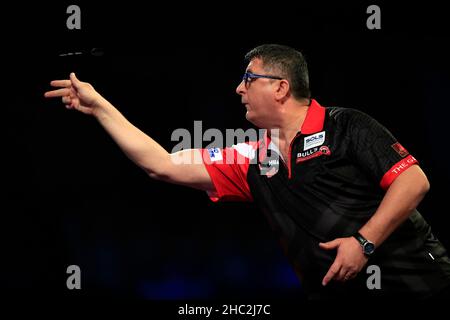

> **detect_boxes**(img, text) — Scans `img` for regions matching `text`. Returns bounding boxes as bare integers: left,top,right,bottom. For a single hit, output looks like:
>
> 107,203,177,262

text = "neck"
270,99,309,145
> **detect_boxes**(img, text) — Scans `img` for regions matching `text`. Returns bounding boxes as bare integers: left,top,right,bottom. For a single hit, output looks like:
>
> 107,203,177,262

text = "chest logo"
304,131,326,150
296,146,331,163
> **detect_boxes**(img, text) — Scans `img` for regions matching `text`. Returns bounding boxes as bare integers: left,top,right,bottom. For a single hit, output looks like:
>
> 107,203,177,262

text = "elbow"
146,169,168,181
145,165,172,182
147,171,161,180
143,154,174,181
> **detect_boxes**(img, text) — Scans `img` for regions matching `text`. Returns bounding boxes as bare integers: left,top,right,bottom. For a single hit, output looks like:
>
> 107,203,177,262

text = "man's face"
236,58,280,128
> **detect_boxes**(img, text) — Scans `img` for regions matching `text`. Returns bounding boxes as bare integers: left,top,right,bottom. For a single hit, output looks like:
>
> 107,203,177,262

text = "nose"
236,80,246,96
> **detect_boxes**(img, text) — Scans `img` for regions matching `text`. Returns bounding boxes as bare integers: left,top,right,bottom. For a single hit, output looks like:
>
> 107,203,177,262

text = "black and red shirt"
202,99,450,299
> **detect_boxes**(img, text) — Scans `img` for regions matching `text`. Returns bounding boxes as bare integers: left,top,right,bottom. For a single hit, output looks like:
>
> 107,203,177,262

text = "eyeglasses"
242,72,283,85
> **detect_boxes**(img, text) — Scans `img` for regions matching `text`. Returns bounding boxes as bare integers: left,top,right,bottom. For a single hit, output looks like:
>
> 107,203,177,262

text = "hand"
44,72,102,116
319,237,368,286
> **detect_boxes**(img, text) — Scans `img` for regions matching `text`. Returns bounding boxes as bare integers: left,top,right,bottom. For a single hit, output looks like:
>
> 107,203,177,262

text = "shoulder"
327,106,374,122
326,106,382,129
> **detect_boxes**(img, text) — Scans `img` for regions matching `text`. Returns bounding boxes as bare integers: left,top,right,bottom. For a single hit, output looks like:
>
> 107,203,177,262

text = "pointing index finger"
44,88,71,98
322,262,341,286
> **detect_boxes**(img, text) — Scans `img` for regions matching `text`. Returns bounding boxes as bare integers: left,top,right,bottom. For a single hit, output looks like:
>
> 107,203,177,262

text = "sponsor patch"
391,142,409,157
296,146,331,163
207,148,223,162
304,131,326,151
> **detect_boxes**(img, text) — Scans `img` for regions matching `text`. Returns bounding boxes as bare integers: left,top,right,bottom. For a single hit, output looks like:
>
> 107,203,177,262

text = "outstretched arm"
44,73,214,192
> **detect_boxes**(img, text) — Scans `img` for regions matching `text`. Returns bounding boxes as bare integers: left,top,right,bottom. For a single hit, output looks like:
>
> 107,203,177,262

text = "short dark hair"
245,44,311,101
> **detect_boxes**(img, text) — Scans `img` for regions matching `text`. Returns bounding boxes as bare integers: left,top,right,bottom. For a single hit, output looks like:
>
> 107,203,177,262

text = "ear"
274,79,290,101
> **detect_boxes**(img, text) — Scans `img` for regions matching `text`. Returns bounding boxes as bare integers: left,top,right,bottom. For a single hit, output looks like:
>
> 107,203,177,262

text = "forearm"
359,166,430,246
93,97,170,177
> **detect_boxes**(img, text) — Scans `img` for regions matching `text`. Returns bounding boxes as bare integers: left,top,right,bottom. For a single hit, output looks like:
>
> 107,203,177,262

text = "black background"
3,1,450,305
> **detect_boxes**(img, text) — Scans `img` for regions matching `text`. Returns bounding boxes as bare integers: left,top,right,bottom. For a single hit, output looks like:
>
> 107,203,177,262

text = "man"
45,44,450,300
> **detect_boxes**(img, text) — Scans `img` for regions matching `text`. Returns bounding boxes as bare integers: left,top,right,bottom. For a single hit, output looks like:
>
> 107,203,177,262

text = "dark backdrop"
3,2,450,302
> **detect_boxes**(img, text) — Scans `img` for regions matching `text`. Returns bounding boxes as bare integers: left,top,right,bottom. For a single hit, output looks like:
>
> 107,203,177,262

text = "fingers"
44,88,71,98
62,95,72,109
45,73,80,95
62,96,71,104
323,265,358,284
338,268,349,281
342,270,357,281
70,72,82,90
345,272,357,280
322,261,341,286
49,80,72,88
319,238,341,250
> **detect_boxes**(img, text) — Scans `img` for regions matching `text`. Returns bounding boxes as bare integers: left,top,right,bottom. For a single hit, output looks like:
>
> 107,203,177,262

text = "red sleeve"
380,155,419,190
201,146,253,202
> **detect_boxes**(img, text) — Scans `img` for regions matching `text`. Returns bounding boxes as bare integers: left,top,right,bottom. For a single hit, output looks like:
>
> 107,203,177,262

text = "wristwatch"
353,232,375,256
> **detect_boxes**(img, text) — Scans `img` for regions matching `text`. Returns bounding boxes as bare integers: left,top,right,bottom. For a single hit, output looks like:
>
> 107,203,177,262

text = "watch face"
364,242,375,255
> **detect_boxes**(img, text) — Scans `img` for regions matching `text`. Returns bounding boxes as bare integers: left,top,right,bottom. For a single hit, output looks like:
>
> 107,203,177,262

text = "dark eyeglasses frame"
242,72,283,85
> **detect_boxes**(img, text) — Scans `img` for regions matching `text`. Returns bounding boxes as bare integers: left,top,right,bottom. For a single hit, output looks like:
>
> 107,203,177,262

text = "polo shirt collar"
300,99,326,134
261,99,326,150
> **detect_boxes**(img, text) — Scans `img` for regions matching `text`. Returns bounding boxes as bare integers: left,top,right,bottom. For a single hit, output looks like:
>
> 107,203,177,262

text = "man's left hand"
319,237,368,286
